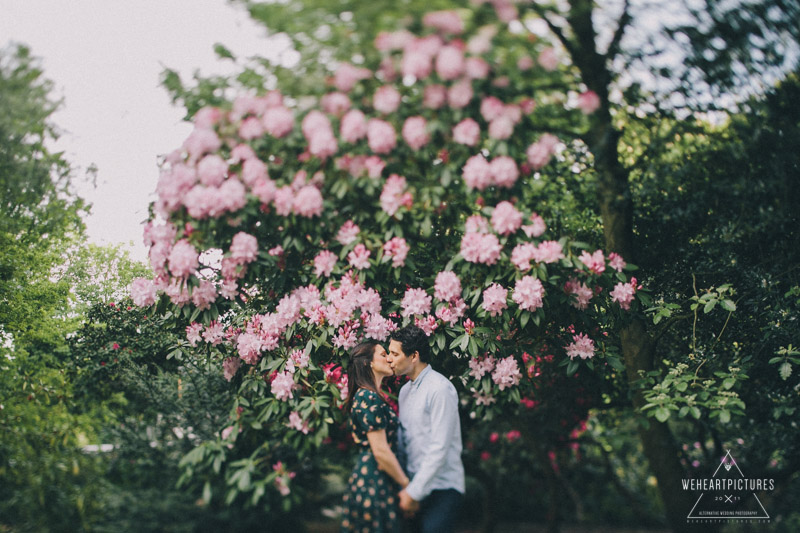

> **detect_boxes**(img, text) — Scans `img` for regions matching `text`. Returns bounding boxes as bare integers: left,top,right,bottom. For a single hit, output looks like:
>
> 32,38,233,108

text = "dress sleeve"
352,389,388,434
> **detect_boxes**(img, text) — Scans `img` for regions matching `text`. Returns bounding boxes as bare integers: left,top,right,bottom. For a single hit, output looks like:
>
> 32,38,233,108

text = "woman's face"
371,344,394,379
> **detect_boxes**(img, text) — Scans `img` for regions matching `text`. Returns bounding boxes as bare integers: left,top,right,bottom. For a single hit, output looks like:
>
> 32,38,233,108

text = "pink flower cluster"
469,355,496,379
401,288,432,317
579,249,606,274
402,116,430,150
460,231,502,265
491,201,523,235
347,244,371,270
130,278,157,307
512,276,545,311
462,154,519,190
565,333,595,360
492,356,521,390
510,240,565,270
564,278,594,310
480,96,522,140
482,283,508,316
380,174,413,216
434,271,462,302
383,237,410,267
333,63,371,92
302,110,338,159
611,278,638,310
526,133,560,170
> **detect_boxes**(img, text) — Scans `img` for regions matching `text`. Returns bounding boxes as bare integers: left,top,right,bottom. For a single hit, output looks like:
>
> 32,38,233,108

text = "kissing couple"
340,324,465,533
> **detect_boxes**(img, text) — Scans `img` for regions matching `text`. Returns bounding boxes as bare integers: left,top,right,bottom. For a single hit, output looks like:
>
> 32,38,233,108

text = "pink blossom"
218,179,247,213
415,315,438,336
435,45,465,80
492,356,521,390
564,278,593,310
333,323,360,350
313,250,337,279
166,279,191,307
493,0,518,22
522,213,547,238
131,278,157,307
374,30,415,51
252,177,277,204
565,333,595,360
608,252,627,272
186,322,203,346
482,283,508,316
219,279,239,300
402,116,430,150
168,240,199,278
365,156,386,178
465,215,490,234
380,174,409,216
274,186,294,216
263,106,294,138
231,232,258,264
435,298,466,325
434,271,462,302
505,430,521,442
401,288,432,317
268,245,284,257
333,63,371,92
453,119,481,146
513,276,545,311
288,411,310,434
237,333,262,365
422,10,464,34
321,92,351,115
241,158,268,187
611,281,637,310
271,370,295,401
374,86,402,114
336,220,360,245
293,185,324,217
367,119,397,154
510,243,537,271
383,237,410,267
238,116,264,140
481,97,505,121
488,116,514,140
464,57,490,79
462,154,492,190
518,56,535,71
340,109,367,143
533,241,565,264
202,321,225,345
192,280,217,310
222,357,241,381
401,48,433,80
308,131,338,159
423,85,447,109
474,392,496,406
577,90,601,114
290,349,310,370
448,79,473,109
579,249,606,274
538,47,559,71
489,156,519,188
468,355,496,379
182,128,222,162
302,110,332,139
193,106,223,129
526,133,559,170
364,314,395,341
347,244,371,270
460,232,502,265
491,201,523,235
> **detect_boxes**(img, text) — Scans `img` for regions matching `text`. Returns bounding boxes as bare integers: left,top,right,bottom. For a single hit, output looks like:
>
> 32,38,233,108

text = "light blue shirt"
398,365,465,501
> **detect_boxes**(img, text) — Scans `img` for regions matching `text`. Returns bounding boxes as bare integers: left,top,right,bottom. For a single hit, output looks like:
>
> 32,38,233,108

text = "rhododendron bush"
132,5,646,509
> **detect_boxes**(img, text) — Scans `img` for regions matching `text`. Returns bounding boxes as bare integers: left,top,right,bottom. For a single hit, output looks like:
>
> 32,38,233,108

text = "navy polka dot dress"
341,388,401,533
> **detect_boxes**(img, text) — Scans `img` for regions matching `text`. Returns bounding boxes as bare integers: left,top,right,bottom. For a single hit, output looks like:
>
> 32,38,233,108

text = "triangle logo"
685,450,770,522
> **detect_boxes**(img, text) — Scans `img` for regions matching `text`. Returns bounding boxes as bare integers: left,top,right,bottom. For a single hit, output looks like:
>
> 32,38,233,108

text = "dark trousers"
407,489,463,533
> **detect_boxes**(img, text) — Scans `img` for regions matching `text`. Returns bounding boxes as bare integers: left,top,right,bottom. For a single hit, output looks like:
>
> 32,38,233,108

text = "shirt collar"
410,364,432,389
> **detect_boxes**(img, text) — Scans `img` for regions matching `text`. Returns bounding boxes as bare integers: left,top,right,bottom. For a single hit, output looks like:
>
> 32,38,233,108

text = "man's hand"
398,489,419,517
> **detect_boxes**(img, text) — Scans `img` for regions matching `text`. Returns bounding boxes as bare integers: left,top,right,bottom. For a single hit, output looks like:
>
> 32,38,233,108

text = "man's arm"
402,383,459,502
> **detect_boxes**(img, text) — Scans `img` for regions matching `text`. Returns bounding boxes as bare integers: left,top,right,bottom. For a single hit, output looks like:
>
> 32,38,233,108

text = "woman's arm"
367,429,410,488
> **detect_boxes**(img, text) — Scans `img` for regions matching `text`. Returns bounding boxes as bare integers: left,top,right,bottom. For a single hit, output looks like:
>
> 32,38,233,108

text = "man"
387,324,465,533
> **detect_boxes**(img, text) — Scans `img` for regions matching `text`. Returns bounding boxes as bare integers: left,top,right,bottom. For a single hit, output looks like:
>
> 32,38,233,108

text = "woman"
341,341,409,533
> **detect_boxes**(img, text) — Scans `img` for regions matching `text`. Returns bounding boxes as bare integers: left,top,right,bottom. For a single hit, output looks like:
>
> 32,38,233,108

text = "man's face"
387,339,415,376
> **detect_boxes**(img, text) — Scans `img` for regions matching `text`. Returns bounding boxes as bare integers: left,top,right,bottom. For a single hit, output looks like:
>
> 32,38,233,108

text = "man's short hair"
390,324,431,363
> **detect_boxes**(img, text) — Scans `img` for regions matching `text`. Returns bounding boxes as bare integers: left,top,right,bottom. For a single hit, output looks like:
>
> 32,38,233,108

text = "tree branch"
606,0,632,61
525,3,579,60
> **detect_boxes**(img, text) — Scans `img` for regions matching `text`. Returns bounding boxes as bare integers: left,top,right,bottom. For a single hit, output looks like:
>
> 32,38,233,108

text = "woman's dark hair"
390,325,430,363
345,341,379,413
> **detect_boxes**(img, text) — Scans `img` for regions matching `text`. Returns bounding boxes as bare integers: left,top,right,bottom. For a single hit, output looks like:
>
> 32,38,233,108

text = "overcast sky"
1,0,270,261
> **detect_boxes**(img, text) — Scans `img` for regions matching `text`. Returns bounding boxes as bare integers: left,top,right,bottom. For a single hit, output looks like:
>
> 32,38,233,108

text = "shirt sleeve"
353,390,388,434
404,383,459,501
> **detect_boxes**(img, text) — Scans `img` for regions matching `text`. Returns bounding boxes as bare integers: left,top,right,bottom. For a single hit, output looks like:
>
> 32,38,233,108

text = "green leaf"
718,409,731,423
703,300,716,313
203,481,212,504
654,407,671,422
720,299,736,312
779,362,792,380
722,378,735,390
